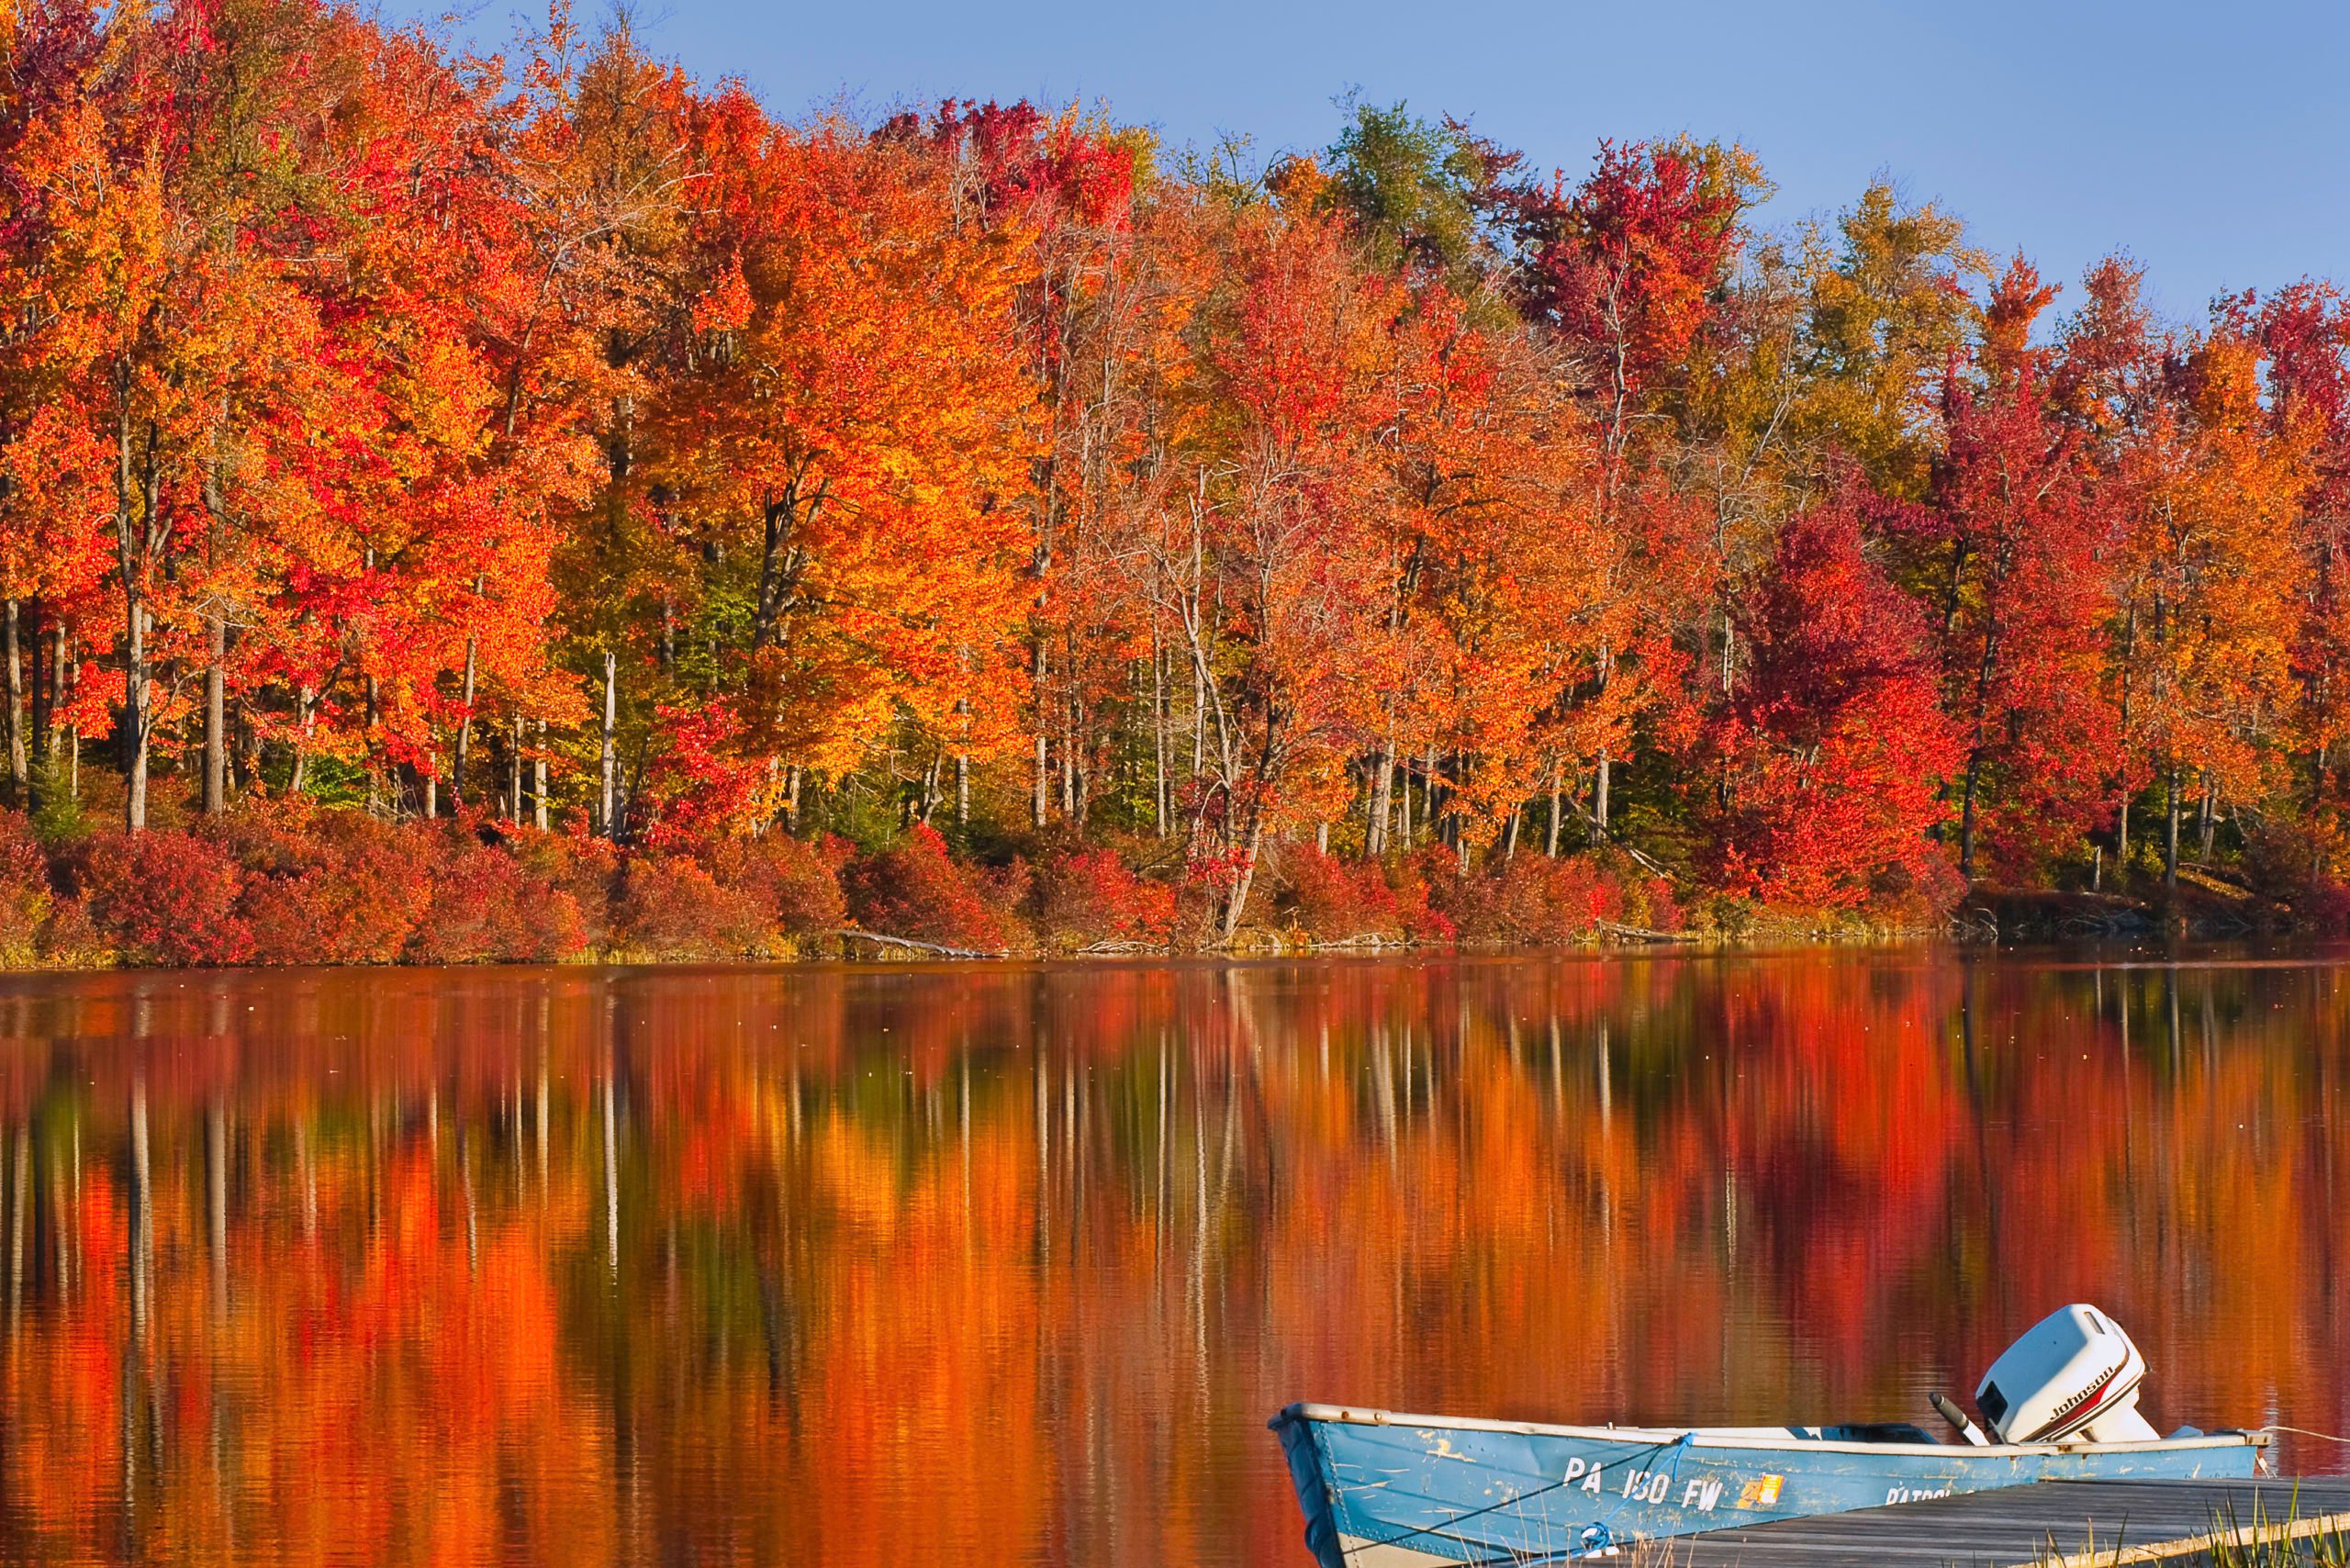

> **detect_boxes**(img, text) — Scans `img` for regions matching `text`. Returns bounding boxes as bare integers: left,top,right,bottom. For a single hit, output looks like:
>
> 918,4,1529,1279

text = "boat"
1269,1305,2268,1566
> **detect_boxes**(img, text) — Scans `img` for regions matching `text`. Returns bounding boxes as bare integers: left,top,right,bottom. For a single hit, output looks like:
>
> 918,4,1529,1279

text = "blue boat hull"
1270,1405,2265,1567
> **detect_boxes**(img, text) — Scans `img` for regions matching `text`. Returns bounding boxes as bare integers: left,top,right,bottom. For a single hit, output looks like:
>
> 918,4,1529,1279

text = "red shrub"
699,833,848,938
1382,849,1458,943
408,838,587,963
1030,848,1177,948
1439,854,1623,944
1630,874,1684,934
1861,853,1968,927
35,893,103,964
1278,845,1404,940
843,825,1027,952
75,829,253,965
509,827,620,948
614,855,766,957
212,804,435,964
0,812,50,966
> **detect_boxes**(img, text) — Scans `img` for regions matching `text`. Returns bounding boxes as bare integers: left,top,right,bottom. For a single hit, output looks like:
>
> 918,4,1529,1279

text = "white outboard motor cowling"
1975,1305,2160,1445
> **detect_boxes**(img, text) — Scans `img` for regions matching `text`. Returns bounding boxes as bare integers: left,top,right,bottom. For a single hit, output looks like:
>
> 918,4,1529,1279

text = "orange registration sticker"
1735,1475,1785,1510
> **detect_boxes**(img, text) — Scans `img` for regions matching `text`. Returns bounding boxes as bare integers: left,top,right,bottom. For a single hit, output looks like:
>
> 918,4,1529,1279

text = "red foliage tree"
1705,480,1962,911
1905,259,2121,880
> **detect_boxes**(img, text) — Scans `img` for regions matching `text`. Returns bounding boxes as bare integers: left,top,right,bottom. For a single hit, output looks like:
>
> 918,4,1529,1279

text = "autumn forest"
3,0,2345,961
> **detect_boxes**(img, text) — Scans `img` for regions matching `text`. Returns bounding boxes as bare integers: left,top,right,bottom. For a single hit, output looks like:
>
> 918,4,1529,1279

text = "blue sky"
384,0,2349,324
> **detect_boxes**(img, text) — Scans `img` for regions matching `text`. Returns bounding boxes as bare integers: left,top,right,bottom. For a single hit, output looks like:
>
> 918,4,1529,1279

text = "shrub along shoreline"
0,801,1721,969
6,801,2316,972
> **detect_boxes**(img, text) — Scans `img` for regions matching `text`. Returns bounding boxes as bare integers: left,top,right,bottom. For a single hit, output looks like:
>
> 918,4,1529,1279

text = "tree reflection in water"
0,951,2342,1565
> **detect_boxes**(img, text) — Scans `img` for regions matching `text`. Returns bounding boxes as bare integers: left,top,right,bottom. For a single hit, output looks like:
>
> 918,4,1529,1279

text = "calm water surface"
0,948,2344,1564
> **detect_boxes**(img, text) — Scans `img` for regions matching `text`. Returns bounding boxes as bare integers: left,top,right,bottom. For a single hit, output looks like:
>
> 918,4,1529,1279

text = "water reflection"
0,950,2343,1564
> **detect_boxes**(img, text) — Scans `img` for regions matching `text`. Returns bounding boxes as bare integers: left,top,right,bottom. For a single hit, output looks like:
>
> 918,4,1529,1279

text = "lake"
0,948,2343,1564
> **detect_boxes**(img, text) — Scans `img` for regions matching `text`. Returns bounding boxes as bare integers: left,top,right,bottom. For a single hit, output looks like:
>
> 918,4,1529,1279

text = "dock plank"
1673,1480,2350,1568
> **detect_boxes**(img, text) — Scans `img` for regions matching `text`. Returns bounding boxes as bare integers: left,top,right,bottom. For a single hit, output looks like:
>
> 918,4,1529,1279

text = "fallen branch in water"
1304,932,1411,950
834,930,1009,959
1595,920,1698,944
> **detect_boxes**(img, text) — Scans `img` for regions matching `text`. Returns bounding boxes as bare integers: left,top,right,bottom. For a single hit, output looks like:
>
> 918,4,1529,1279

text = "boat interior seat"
1791,1422,1942,1444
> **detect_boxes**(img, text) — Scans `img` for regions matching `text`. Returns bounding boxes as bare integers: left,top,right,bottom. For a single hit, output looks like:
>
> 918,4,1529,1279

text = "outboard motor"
1974,1304,2160,1444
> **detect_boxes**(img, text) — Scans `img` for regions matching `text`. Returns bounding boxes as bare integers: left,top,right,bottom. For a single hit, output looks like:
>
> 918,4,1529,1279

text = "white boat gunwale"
1272,1401,2269,1460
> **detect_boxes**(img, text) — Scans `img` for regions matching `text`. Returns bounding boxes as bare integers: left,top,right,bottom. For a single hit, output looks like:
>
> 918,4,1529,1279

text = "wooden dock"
1673,1479,2350,1568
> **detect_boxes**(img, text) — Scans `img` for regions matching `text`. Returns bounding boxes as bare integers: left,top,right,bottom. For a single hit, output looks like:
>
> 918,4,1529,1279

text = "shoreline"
2,909,2322,975
4,804,2332,975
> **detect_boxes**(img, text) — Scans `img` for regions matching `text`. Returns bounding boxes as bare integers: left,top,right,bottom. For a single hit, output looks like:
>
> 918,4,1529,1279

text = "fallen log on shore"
1595,919,1698,944
833,930,1009,959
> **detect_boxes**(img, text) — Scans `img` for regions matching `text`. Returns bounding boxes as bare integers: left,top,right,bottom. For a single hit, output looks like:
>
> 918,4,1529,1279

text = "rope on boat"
2264,1425,2350,1445
1337,1430,1698,1565
1338,1471,1580,1563
1576,1431,1697,1558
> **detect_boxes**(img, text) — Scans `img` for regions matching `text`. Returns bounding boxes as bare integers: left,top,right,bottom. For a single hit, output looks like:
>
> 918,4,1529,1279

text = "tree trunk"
1957,749,1983,880
599,651,618,838
235,708,260,797
1424,747,1440,847
533,719,550,831
1219,815,1265,940
1151,640,1168,836
451,629,478,805
509,713,523,823
119,594,150,831
2116,792,2129,874
1191,660,1205,779
117,391,162,834
202,610,227,814
2197,773,2215,860
2,599,23,806
62,624,77,803
31,608,53,768
2164,765,2180,890
291,685,315,795
1592,752,1610,844
918,756,940,826
1397,754,1413,847
364,671,382,815
122,600,149,833
956,752,968,827
1547,764,1562,857
1032,641,1049,828
1032,731,1049,829
197,449,230,819
1366,742,1394,857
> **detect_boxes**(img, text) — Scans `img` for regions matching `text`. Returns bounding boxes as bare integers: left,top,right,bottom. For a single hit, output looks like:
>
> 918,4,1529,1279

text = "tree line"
4,0,2345,936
